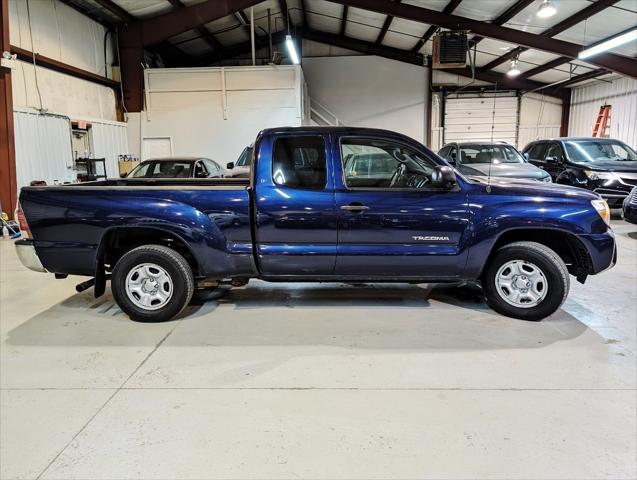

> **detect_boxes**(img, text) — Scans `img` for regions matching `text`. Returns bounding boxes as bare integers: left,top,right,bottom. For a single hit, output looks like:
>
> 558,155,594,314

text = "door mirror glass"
523,152,530,160
430,165,457,189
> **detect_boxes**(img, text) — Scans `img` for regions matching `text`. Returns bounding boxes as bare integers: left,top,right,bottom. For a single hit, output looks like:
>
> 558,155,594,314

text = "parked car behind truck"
523,137,637,207
16,127,615,323
438,141,552,183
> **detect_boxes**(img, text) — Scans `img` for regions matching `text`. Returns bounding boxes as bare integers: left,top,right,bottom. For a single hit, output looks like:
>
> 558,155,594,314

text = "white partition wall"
135,65,308,162
569,77,637,147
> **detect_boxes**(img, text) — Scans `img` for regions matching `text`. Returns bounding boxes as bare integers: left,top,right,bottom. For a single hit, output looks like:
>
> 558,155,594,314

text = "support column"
118,25,144,113
560,90,571,137
0,0,17,218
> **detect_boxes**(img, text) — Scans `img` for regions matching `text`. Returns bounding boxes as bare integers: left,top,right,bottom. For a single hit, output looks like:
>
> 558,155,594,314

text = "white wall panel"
13,110,74,189
303,55,428,143
8,0,113,77
569,77,637,147
12,60,117,121
91,122,129,178
135,66,306,162
518,93,562,149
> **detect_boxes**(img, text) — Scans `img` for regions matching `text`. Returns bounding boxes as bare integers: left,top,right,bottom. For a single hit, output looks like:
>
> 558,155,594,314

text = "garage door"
444,92,518,145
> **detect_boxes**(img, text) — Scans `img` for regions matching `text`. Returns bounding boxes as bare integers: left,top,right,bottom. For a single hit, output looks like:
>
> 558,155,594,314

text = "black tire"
111,245,194,322
482,241,569,321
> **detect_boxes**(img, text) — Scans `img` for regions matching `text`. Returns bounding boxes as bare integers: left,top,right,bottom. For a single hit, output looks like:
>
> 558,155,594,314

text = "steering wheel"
389,162,407,188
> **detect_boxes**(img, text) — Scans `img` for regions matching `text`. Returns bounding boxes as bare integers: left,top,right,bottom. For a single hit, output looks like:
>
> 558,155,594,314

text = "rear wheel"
112,245,194,322
482,241,569,321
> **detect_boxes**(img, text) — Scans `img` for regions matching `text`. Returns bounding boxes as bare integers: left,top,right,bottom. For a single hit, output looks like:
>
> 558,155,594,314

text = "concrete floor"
1,220,636,480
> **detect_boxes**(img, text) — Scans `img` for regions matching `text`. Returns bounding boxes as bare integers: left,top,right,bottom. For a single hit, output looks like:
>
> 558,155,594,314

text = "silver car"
438,141,552,183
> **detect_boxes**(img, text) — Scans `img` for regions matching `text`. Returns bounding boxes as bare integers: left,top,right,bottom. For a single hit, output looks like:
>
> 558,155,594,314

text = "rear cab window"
272,136,327,190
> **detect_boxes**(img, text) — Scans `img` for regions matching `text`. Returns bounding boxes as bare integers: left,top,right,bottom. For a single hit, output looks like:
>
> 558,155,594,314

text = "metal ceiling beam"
121,0,263,48
517,55,571,80
279,0,292,30
340,5,348,36
470,0,535,45
10,45,119,88
411,0,462,52
165,0,225,57
376,0,400,45
300,0,308,27
548,68,609,88
328,0,637,78
480,0,621,71
92,0,135,23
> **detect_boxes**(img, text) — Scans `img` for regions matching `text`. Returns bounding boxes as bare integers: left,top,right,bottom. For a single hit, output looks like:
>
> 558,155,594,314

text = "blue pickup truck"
15,127,616,322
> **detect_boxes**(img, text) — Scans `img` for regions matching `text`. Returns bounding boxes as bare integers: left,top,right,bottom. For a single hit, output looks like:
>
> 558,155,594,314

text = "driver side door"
334,136,471,279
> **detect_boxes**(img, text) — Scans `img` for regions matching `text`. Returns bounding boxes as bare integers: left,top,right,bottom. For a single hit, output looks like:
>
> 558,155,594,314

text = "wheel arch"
481,227,593,283
94,226,202,297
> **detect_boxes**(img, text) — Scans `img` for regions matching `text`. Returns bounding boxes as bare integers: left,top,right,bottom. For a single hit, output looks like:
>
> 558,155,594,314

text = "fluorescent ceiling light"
507,59,521,77
537,0,557,18
285,35,300,64
578,28,637,59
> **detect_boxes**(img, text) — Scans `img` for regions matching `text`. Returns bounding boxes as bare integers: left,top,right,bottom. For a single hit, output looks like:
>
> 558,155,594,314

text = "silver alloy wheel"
495,260,548,309
125,263,173,311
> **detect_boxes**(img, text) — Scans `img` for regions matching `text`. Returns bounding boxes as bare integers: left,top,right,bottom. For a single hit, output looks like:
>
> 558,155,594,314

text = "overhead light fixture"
507,58,521,77
285,35,300,64
537,0,557,18
578,28,637,60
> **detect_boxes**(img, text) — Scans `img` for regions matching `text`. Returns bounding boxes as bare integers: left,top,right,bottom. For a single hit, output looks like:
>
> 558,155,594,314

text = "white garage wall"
8,0,114,78
302,56,428,144
8,0,118,121
569,77,637,147
518,93,562,150
91,122,129,179
13,110,74,188
134,66,307,162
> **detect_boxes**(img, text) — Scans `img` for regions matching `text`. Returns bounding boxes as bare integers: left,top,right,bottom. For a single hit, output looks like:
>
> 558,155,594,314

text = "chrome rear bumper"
15,239,47,273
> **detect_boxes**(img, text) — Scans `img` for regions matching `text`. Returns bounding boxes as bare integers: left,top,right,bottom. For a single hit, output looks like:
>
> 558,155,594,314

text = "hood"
572,160,637,173
469,176,599,201
460,162,549,180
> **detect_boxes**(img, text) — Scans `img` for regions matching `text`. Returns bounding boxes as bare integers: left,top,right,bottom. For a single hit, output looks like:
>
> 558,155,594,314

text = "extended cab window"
272,136,327,189
341,138,437,189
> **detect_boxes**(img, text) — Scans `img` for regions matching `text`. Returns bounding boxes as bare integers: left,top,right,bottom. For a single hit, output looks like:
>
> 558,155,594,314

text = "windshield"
459,144,525,164
236,146,253,167
128,160,194,178
564,140,637,163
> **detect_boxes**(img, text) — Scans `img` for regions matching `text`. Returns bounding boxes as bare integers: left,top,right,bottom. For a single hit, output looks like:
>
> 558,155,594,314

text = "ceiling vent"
432,31,468,69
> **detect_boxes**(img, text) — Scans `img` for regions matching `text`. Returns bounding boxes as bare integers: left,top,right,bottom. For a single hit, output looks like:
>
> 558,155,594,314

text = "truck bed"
20,179,256,278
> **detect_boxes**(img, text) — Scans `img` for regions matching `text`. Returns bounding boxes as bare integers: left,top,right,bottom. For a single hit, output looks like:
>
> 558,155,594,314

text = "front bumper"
577,229,616,275
591,177,637,207
15,239,47,273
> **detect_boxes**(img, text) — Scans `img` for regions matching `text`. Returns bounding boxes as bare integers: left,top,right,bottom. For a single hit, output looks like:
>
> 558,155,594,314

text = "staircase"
309,98,343,126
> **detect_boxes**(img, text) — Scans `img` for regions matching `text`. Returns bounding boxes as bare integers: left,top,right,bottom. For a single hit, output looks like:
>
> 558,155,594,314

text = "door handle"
340,203,369,212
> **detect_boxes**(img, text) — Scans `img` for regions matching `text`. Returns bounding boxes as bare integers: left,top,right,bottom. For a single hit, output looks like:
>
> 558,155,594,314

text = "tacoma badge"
412,235,451,241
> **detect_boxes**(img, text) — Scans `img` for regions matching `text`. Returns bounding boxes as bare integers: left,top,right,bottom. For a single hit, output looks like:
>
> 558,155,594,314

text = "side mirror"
523,152,530,160
120,172,128,178
195,170,208,178
431,165,457,188
545,156,559,163
226,162,235,169
446,156,456,166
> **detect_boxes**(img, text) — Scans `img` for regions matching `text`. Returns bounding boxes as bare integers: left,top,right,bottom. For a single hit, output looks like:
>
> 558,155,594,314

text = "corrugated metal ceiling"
74,0,637,88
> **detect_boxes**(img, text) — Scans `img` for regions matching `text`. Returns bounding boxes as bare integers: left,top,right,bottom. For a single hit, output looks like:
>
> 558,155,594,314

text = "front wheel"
482,241,569,321
112,245,194,322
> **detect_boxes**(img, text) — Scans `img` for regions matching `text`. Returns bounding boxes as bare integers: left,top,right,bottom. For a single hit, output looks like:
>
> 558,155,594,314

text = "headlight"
584,170,618,181
591,199,611,226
